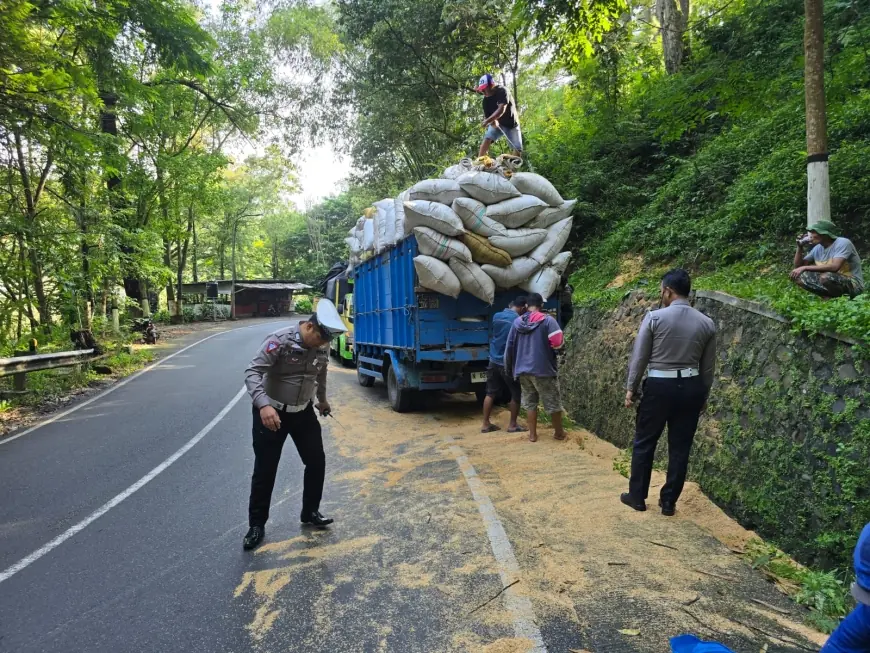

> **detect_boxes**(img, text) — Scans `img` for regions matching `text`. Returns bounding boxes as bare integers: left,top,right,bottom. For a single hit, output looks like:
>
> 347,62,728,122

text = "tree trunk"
192,214,199,283
219,241,225,280
805,0,829,227
272,242,279,279
657,0,688,74
102,90,143,309
164,239,175,303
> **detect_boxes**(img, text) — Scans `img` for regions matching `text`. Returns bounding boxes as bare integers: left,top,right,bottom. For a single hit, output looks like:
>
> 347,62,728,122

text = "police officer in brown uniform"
242,299,347,550
620,269,717,516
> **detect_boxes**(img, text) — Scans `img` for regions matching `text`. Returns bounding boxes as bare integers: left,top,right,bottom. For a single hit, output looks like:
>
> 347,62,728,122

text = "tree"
657,0,690,74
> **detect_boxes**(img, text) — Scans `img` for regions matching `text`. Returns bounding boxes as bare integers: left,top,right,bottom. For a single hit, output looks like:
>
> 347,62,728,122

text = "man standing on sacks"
242,299,347,551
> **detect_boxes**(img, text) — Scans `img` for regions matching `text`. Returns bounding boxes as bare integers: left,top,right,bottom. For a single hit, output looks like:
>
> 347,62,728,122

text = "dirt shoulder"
0,317,285,441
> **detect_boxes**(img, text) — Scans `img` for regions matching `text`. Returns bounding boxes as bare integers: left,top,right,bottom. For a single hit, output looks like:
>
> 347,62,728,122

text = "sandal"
480,424,501,433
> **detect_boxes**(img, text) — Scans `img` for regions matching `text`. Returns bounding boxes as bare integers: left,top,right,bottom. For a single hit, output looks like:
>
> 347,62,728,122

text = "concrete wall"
561,290,869,568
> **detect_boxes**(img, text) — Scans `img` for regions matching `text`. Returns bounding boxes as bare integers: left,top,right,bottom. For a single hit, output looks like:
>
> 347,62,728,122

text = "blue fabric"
670,635,735,653
855,523,870,594
489,309,516,365
821,604,870,653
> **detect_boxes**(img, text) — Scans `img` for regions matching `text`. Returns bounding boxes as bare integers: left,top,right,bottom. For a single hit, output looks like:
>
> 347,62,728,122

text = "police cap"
310,299,346,340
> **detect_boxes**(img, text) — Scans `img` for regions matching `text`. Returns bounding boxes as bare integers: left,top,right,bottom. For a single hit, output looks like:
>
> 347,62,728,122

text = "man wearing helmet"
241,299,347,550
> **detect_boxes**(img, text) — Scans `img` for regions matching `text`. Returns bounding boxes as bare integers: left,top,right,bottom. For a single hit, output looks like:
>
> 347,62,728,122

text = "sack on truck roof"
528,218,573,266
509,172,564,207
550,251,572,276
414,227,472,262
457,171,521,204
414,255,461,298
409,179,467,205
488,228,548,257
482,257,541,289
449,258,495,305
452,197,508,237
403,200,465,237
520,266,560,300
394,190,410,242
461,232,512,267
526,199,577,229
485,195,549,229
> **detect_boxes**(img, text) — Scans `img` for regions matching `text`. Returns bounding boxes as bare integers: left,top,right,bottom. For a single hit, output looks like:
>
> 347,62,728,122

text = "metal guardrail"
0,349,96,386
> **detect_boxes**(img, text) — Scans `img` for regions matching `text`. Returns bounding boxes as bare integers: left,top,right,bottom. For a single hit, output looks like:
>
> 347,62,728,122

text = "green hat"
808,220,839,238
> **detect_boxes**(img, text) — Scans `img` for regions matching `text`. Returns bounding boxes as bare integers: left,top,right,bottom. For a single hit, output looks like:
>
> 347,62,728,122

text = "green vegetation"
523,0,870,342
294,296,314,314
745,539,853,633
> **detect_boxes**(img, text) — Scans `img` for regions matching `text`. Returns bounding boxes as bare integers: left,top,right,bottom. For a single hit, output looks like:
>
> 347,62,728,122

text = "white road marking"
0,386,248,584
447,437,548,653
1,324,266,446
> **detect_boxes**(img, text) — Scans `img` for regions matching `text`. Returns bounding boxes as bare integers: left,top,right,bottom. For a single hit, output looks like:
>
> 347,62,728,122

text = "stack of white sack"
348,158,576,302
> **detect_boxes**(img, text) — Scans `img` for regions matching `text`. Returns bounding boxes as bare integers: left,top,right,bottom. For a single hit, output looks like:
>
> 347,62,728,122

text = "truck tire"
357,366,375,387
387,365,413,413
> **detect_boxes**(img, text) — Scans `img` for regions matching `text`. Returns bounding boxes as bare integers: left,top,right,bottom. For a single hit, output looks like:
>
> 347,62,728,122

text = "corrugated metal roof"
235,282,312,291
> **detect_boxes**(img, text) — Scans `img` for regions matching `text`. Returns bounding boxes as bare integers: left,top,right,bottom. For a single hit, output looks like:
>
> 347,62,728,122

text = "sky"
290,143,351,211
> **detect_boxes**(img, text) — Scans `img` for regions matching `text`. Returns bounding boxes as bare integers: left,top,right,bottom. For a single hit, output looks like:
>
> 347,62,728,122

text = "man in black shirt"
477,73,523,157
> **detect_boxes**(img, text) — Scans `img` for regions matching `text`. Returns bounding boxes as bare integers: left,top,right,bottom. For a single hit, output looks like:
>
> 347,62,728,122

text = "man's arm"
545,315,564,349
791,257,846,280
700,329,717,394
483,103,507,126
315,350,328,404
794,241,807,268
625,314,654,394
245,337,281,409
504,325,518,377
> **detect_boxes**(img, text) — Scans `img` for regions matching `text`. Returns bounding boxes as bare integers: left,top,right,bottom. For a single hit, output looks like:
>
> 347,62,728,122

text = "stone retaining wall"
561,290,869,568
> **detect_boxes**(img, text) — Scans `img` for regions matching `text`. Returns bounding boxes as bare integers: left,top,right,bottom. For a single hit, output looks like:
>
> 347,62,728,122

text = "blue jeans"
484,124,523,152
821,604,870,653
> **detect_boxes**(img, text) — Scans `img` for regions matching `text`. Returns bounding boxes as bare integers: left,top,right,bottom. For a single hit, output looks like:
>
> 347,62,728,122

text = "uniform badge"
265,340,280,353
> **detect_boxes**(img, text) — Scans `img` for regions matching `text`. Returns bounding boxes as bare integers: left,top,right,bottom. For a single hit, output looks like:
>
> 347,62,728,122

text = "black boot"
659,499,676,516
620,492,647,512
300,510,334,528
243,526,265,550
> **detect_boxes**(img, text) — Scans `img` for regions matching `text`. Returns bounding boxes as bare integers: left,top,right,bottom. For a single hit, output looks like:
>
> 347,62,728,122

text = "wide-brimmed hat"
808,220,840,238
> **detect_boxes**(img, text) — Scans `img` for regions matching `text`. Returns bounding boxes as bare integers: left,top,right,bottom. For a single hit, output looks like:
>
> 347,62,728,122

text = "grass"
744,538,854,633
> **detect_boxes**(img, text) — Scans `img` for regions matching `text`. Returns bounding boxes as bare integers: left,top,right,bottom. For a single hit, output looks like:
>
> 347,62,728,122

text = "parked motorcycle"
143,320,159,344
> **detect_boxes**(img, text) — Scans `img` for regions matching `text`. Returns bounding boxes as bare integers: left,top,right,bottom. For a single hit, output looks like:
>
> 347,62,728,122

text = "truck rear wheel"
357,366,375,387
387,365,413,413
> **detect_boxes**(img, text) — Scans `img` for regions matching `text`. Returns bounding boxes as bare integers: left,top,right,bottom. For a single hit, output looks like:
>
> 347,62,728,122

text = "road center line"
1,323,265,447
0,386,248,585
446,437,548,653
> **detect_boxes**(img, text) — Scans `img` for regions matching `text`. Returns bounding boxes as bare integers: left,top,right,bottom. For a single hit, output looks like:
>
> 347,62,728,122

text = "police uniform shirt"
625,299,717,394
245,322,328,410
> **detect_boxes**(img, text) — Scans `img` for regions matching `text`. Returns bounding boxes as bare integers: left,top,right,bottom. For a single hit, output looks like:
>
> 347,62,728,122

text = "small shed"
180,279,312,318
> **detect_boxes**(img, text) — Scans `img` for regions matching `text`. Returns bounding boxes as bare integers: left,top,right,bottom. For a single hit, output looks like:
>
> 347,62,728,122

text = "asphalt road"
0,321,823,653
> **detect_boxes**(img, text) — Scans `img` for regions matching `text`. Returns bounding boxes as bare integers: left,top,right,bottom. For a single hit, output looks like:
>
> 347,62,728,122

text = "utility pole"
804,0,829,228
231,219,239,320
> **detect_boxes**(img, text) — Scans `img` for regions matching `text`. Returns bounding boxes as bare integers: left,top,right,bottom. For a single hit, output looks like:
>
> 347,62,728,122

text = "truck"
353,235,560,412
324,269,355,367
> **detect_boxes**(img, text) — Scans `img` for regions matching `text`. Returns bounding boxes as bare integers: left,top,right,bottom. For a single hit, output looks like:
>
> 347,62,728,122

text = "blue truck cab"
353,236,560,412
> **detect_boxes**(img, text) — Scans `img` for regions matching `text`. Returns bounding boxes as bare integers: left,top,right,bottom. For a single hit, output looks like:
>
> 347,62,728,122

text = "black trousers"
249,403,325,527
628,376,707,504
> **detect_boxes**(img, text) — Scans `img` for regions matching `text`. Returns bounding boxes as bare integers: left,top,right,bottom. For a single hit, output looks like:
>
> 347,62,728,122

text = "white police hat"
311,298,346,338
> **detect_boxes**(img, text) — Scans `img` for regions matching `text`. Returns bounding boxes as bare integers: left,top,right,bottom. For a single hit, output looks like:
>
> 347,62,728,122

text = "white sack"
414,226,472,262
345,236,362,256
361,218,375,251
485,194,549,229
449,258,495,305
550,251,572,276
526,199,577,229
442,163,470,180
404,200,465,237
487,228,548,257
457,171,521,204
374,198,396,247
482,257,542,289
520,267,560,300
510,172,564,207
394,190,410,242
452,197,508,237
414,255,461,298
529,218,573,265
408,179,467,205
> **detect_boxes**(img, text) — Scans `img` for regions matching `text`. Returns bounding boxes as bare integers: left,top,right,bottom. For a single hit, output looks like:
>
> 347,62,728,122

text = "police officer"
621,269,717,516
242,299,347,550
